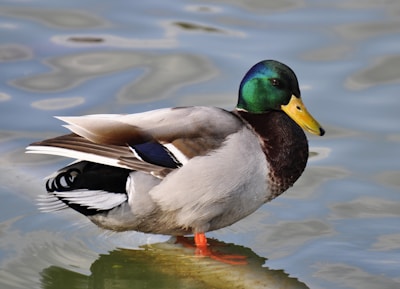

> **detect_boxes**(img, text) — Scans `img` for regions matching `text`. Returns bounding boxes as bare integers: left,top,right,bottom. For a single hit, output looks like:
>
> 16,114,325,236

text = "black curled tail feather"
42,161,130,216
46,168,80,192
46,162,130,193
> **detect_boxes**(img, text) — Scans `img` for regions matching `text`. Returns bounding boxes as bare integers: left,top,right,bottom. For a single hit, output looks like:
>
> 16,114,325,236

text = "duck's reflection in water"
40,237,309,289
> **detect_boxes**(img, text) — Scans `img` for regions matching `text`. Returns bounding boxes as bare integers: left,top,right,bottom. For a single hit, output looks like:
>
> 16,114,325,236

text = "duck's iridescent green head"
237,60,325,136
238,60,299,112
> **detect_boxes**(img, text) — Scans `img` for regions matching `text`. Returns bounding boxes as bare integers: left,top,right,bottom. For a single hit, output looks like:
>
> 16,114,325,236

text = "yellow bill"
281,95,325,136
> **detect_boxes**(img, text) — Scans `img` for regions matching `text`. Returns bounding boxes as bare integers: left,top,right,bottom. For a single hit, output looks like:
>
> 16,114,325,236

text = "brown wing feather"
60,117,152,146
29,107,245,176
57,107,244,159
30,133,171,175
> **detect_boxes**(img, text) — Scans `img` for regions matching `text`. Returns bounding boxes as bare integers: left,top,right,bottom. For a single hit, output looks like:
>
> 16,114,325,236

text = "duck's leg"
194,233,247,265
194,232,208,254
175,234,247,265
175,233,207,252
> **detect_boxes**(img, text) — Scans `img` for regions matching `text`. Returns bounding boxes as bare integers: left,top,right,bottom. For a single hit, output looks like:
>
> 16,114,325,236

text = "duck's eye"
270,78,280,87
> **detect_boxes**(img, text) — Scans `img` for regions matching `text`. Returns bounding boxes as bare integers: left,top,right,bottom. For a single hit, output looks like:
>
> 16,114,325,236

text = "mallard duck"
26,60,324,259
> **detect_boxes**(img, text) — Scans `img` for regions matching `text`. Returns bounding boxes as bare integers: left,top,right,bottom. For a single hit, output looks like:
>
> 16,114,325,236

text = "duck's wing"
26,107,243,177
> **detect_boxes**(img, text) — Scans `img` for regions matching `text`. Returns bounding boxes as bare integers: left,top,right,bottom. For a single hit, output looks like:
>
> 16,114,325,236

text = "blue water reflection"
1,0,400,289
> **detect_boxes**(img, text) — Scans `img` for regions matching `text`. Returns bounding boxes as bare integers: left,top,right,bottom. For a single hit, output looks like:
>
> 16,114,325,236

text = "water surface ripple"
0,1,399,289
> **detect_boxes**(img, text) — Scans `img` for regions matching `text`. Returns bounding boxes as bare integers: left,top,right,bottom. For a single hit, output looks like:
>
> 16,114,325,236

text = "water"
1,1,399,288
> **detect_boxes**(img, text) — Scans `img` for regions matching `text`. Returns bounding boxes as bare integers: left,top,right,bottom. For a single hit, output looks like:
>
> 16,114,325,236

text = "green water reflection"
40,240,309,289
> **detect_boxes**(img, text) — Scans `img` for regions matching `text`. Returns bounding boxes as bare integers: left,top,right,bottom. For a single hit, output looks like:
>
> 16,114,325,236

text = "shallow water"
1,1,400,289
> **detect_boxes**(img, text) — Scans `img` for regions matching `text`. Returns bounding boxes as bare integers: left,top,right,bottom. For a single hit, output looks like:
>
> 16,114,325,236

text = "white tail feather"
37,189,127,212
26,145,130,169
53,189,127,210
37,194,68,212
